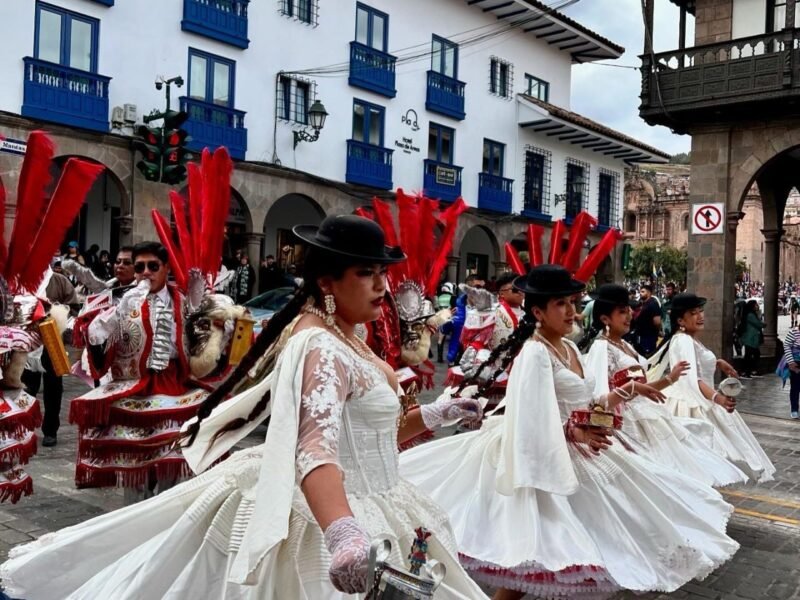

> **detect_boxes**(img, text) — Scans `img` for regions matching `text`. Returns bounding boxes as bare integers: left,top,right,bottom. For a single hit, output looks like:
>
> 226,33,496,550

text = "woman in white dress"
401,265,739,600
0,215,488,600
584,284,747,487
649,292,775,483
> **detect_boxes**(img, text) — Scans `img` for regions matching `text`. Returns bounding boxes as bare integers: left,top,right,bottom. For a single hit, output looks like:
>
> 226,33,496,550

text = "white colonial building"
0,0,667,283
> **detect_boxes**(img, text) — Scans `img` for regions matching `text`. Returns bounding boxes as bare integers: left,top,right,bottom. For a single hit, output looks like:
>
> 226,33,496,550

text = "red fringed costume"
0,131,102,501
70,147,247,490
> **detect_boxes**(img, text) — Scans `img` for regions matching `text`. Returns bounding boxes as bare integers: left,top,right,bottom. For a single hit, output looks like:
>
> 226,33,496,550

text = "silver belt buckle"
366,536,446,599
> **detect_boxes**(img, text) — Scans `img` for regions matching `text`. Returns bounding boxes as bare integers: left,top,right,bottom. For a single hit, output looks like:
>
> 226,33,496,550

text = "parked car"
244,287,296,334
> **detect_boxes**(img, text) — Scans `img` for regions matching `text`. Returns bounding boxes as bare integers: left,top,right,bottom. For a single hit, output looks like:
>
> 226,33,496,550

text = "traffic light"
133,125,163,182
161,128,192,185
161,110,191,185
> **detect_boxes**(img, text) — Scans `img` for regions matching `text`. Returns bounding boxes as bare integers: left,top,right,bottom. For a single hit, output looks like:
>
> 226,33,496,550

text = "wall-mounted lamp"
293,100,329,148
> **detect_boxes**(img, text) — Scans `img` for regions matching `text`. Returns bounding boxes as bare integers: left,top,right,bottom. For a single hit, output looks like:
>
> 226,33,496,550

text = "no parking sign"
691,203,725,235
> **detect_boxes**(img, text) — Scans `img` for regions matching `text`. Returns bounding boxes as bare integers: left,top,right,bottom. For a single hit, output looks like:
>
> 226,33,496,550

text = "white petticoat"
400,417,739,598
1,446,484,600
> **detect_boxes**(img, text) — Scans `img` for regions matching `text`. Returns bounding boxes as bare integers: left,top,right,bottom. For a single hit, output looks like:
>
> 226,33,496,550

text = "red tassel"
561,211,598,272
526,224,544,267
504,242,526,275
18,158,104,291
152,210,188,290
574,228,623,283
372,198,406,288
5,131,55,284
169,190,192,273
548,220,567,265
396,191,420,283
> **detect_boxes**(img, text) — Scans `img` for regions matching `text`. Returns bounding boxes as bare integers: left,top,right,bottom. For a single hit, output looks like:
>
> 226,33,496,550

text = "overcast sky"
563,0,693,156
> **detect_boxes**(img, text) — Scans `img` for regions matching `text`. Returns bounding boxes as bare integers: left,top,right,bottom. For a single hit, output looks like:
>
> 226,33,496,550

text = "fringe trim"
0,472,33,504
68,385,145,428
444,369,462,388
0,433,37,466
78,428,180,453
71,400,201,430
0,400,42,434
79,440,177,461
75,457,193,489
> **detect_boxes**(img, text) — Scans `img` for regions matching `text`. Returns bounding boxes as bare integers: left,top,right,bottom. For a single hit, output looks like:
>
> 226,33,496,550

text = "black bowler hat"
513,264,585,296
293,215,406,264
670,292,707,320
593,284,635,321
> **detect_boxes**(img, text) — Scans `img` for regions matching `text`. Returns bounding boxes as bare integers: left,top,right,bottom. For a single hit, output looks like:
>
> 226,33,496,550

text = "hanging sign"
0,138,27,156
691,203,724,235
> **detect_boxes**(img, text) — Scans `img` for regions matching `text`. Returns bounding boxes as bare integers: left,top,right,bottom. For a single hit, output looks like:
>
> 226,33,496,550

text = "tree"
625,243,688,285
735,258,749,282
669,152,691,164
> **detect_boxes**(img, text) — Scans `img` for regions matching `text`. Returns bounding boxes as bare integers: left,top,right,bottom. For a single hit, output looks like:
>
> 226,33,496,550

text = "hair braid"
182,286,310,447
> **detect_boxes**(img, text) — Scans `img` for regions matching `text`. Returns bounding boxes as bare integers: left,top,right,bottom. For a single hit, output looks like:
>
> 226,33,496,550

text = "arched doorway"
53,156,127,257
458,225,499,283
263,194,325,273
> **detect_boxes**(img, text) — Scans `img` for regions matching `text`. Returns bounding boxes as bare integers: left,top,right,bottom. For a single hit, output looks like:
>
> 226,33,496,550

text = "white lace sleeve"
296,337,352,483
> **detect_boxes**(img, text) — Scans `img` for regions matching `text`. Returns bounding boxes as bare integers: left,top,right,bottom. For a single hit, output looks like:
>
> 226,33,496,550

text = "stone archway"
52,155,129,257
458,225,500,283
263,193,326,272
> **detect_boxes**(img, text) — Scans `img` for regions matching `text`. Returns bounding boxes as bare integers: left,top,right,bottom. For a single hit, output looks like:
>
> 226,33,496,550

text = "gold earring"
324,294,336,326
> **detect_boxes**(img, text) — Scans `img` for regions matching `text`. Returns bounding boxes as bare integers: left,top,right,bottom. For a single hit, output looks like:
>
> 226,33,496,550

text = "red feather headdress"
2,131,103,294
150,147,233,292
505,210,622,282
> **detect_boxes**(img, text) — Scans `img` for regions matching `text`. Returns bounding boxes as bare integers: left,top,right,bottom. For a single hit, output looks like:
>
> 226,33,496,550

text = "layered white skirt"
619,397,748,487
400,417,739,598
665,396,775,483
1,446,487,600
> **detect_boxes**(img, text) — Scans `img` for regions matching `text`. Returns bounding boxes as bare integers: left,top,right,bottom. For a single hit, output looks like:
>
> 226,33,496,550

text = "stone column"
447,256,459,284
245,232,265,292
761,228,782,356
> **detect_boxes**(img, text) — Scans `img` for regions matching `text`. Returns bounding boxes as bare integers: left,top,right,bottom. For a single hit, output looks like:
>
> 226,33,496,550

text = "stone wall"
694,0,733,46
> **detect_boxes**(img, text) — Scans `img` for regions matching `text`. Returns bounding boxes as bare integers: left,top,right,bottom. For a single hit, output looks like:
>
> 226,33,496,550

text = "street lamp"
293,100,329,148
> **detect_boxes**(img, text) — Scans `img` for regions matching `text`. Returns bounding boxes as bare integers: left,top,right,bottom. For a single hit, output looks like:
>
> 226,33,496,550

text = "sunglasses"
134,260,162,274
115,259,133,266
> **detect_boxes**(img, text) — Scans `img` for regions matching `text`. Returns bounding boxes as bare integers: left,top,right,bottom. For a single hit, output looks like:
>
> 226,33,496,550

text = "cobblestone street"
2,323,800,599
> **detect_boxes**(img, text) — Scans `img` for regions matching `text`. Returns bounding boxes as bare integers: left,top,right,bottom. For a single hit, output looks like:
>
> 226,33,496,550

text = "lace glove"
324,516,370,594
420,386,484,430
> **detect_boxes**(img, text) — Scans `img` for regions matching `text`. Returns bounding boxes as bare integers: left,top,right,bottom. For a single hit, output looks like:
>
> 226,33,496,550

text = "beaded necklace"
302,306,374,361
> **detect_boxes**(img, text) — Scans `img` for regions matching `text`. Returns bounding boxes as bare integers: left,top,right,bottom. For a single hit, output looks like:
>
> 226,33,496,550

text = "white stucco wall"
1,0,631,229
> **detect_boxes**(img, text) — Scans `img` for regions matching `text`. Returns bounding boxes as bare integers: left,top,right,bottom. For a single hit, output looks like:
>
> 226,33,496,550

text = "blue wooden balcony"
478,173,513,213
21,57,110,132
346,140,393,189
180,97,247,160
426,71,465,120
182,0,249,49
91,0,114,5
423,159,462,202
349,42,397,98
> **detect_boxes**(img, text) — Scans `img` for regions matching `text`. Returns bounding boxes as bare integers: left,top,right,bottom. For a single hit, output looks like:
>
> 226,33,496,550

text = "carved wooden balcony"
639,29,800,131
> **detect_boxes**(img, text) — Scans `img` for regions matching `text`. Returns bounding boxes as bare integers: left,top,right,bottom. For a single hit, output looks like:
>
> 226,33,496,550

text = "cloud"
563,0,692,156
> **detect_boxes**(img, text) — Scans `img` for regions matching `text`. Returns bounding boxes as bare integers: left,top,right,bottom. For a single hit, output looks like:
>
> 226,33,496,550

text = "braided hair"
456,293,550,397
182,248,354,448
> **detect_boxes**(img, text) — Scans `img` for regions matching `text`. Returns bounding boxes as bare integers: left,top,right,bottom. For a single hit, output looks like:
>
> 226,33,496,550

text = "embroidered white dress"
400,339,739,598
656,333,775,483
0,329,487,600
584,339,747,487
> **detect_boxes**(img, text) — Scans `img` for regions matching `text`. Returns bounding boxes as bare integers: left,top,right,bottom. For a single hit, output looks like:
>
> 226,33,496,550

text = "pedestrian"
446,273,484,365
92,249,113,280
232,253,255,303
21,270,79,447
632,283,662,356
83,243,99,270
284,263,303,289
62,241,84,267
434,281,455,363
791,295,800,328
782,324,800,418
258,254,283,293
661,281,676,335
739,299,764,378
